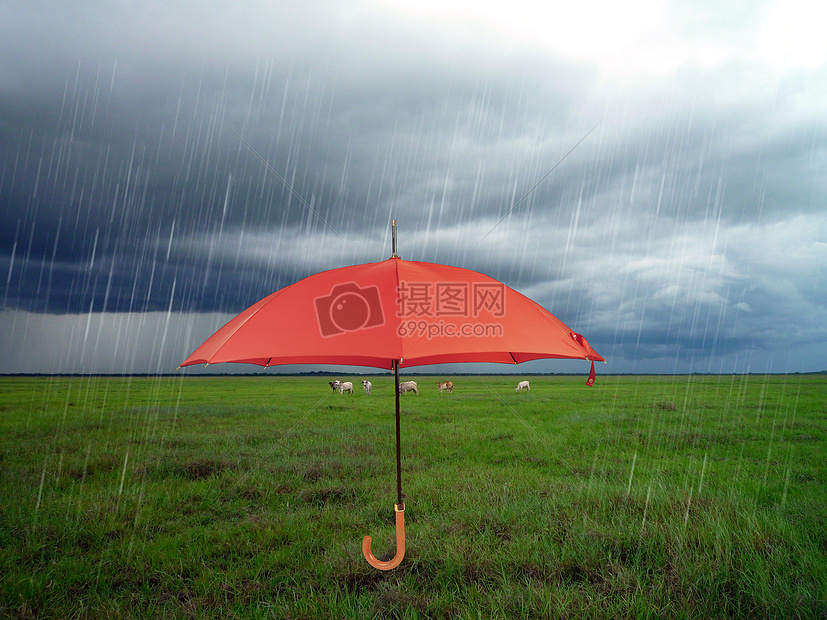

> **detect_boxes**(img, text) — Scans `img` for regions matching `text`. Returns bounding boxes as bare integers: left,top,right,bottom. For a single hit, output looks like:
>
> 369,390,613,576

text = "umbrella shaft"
394,360,403,506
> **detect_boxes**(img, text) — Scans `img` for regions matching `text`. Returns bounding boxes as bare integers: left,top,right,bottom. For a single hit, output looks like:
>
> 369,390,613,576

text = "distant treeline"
3,371,826,378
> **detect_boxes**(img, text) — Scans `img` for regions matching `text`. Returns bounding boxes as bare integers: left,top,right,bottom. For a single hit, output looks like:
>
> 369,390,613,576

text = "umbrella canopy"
180,257,603,370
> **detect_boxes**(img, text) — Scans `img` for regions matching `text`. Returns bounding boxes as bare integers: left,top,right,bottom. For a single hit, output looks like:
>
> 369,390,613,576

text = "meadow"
0,373,824,619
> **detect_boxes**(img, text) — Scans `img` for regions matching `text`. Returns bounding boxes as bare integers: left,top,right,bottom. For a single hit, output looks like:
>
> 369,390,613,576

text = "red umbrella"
181,221,604,569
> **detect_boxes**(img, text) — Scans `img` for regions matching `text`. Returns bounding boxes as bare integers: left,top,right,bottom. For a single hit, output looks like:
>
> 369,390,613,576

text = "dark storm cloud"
0,41,598,315
1,0,826,373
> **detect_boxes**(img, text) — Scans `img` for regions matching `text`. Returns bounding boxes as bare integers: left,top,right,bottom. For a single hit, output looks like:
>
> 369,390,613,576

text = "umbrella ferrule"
391,219,399,258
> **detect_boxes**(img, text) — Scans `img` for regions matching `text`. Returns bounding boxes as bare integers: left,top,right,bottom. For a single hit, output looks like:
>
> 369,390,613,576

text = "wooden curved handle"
362,504,405,570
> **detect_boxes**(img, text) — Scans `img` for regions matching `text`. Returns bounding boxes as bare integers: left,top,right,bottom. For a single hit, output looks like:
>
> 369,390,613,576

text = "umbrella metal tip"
391,219,399,258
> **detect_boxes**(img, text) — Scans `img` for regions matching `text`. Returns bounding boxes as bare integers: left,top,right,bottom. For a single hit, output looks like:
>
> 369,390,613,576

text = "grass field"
0,373,825,619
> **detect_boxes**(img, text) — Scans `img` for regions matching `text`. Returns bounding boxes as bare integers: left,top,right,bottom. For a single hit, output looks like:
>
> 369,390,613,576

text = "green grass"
1,374,825,618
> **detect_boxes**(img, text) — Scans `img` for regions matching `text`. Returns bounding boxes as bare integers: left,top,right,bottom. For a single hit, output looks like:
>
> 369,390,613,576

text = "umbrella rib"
204,291,286,364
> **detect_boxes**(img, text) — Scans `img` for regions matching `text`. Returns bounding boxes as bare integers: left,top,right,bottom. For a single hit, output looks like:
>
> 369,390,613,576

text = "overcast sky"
1,0,825,375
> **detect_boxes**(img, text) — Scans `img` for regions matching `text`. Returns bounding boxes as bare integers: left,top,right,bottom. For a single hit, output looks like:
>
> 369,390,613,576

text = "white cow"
337,381,354,395
362,380,372,395
436,381,454,393
398,381,418,395
515,380,530,392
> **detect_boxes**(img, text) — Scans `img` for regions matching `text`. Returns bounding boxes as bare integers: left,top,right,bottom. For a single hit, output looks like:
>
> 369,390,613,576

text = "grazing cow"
515,380,530,392
329,381,340,393
338,381,354,395
362,380,372,395
398,381,418,395
436,381,454,393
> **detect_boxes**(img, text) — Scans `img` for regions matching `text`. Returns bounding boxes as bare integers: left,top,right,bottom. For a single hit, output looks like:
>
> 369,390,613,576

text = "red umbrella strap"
586,360,596,386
